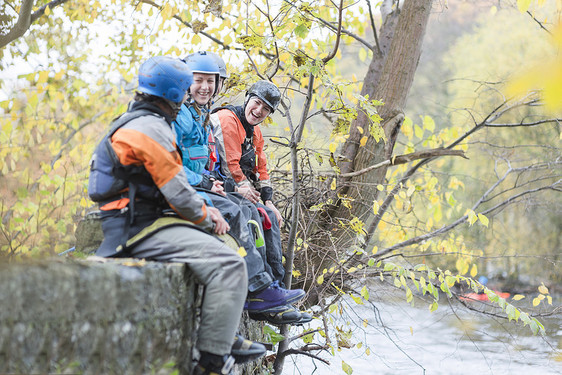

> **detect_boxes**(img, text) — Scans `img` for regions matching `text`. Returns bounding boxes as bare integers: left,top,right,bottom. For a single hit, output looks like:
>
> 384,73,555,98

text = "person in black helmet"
210,80,313,325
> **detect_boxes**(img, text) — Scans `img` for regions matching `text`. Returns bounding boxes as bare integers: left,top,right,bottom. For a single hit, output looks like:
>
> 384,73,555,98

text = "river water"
283,287,561,375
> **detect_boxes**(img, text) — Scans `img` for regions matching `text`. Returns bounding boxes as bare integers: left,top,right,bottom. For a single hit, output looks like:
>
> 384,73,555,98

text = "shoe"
245,281,306,312
231,334,267,364
249,304,302,325
294,310,313,325
193,353,235,375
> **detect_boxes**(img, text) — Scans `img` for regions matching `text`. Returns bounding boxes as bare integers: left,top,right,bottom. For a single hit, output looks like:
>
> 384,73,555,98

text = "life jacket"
88,108,163,205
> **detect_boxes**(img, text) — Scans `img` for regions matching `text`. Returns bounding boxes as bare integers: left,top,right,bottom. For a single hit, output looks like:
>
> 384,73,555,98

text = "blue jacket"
174,103,211,186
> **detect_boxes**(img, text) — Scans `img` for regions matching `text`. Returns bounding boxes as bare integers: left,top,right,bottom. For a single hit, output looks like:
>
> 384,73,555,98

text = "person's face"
190,73,216,105
245,96,272,125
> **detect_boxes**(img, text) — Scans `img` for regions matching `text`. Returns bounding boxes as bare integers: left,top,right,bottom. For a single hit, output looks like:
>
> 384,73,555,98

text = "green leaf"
383,263,396,272
406,287,413,303
350,294,364,305
342,360,353,375
360,286,370,301
263,325,285,344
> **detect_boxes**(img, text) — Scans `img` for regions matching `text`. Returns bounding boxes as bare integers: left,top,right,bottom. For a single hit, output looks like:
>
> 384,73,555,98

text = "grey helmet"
246,80,281,113
204,51,229,80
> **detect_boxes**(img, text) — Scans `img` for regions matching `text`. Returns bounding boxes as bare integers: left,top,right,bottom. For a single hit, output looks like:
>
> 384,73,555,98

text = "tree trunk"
333,0,434,230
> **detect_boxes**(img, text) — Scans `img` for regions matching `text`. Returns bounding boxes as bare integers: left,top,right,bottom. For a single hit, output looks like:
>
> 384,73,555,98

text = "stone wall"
0,258,268,375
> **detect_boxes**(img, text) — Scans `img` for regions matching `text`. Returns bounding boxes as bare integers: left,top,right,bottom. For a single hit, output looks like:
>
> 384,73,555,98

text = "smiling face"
244,96,272,125
190,73,216,105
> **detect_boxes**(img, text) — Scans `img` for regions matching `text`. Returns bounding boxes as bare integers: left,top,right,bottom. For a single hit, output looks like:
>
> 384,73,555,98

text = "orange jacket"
215,108,271,189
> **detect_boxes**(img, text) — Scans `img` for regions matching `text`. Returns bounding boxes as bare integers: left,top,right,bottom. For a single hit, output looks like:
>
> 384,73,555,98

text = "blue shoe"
245,281,305,312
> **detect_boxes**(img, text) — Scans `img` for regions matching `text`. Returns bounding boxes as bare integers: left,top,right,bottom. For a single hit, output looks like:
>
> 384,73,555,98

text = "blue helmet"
138,56,193,104
182,51,221,94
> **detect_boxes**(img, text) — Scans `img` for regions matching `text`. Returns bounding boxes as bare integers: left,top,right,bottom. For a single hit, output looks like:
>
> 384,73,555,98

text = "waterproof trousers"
225,194,286,287
205,192,273,293
99,215,248,356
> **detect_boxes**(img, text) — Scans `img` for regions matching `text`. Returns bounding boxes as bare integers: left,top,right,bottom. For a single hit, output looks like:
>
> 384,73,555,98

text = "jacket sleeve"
218,110,251,185
110,120,213,231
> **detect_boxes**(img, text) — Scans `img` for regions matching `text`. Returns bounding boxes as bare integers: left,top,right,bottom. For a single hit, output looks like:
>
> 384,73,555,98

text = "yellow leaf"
366,348,370,355
292,269,301,277
237,247,247,257
512,294,525,301
372,200,379,214
409,326,414,336
371,246,378,255
538,284,549,294
477,213,489,227
329,142,337,153
532,297,541,307
44,5,50,15
467,210,477,225
330,178,336,190
377,184,384,191
547,295,552,305
317,274,324,284
470,264,477,278
517,0,532,13
37,71,49,85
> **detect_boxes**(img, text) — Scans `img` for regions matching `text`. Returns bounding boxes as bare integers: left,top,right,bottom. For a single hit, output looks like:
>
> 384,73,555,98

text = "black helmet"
246,80,281,113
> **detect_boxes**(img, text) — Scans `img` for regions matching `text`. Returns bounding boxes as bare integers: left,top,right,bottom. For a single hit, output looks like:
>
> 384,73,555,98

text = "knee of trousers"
220,252,249,291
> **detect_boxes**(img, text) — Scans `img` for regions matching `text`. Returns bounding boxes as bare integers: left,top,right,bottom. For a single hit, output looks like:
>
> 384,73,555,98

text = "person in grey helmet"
174,53,308,326
210,80,313,325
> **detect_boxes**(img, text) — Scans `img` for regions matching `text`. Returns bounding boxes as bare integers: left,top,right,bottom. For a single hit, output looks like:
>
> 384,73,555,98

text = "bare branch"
374,181,560,258
322,0,344,63
0,0,33,49
366,0,383,56
30,0,69,23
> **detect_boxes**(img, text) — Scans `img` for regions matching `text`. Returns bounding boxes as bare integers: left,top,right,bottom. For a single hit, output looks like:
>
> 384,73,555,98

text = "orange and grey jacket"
210,106,273,202
89,102,212,232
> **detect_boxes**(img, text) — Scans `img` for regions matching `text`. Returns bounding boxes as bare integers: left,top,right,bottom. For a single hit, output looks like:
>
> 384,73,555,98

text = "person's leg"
256,203,285,287
209,194,272,293
127,225,247,356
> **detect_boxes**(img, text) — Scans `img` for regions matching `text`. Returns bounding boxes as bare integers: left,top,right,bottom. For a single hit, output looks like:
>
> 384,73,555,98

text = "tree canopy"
1,0,560,373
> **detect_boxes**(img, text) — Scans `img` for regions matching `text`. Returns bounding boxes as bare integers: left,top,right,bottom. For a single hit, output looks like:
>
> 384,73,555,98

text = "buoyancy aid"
88,108,162,204
88,106,169,254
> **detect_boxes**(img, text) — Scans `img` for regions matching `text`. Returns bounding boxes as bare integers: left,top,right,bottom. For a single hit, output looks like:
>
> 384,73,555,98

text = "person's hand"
208,206,229,235
237,184,260,204
211,179,226,196
265,200,283,226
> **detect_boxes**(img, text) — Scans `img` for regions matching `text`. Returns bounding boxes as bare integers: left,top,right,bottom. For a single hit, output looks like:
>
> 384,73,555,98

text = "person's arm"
252,126,273,203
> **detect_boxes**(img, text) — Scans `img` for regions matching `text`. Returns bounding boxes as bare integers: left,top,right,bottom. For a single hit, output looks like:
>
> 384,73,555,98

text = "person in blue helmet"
174,51,307,324
88,56,265,375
